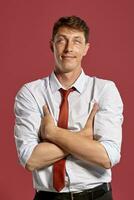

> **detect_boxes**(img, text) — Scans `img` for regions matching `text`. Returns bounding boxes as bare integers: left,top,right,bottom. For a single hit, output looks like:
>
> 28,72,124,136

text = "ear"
49,40,54,52
83,43,90,56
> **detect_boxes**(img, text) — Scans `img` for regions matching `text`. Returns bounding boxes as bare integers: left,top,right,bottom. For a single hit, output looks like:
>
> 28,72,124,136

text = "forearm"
46,127,111,169
26,141,68,171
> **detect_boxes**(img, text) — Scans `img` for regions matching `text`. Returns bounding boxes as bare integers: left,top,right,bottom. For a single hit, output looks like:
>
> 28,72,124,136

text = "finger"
88,103,99,121
84,103,99,128
86,103,99,125
43,105,50,115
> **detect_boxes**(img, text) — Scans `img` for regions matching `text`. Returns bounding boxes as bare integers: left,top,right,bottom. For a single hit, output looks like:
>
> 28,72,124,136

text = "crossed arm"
26,104,111,171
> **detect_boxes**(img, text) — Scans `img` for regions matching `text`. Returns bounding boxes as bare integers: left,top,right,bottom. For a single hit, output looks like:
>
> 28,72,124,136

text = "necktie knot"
59,87,75,99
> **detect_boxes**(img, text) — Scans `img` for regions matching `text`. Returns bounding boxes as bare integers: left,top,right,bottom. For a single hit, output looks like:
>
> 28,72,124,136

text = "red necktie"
53,88,74,192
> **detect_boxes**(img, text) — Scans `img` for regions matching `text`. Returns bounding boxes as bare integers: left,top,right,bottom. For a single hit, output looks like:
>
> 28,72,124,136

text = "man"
14,16,123,200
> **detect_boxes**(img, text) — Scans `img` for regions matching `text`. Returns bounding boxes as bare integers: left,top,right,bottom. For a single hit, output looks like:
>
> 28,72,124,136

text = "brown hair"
52,16,90,43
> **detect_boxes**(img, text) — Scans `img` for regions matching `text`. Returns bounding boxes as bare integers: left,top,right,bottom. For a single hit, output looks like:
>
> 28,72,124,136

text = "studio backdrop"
0,1,133,199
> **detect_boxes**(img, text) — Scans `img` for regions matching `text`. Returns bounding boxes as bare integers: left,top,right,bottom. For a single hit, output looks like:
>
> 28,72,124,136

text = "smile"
61,56,76,59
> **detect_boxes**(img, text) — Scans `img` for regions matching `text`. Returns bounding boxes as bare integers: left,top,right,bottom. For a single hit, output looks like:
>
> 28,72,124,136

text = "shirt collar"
49,69,87,94
49,71,62,93
72,70,86,93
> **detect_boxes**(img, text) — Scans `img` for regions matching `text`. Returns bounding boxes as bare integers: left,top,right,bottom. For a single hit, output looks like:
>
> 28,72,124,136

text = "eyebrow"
56,34,83,40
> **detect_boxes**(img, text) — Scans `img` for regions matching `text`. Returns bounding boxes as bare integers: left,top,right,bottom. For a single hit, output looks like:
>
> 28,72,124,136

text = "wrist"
79,128,93,140
45,125,59,141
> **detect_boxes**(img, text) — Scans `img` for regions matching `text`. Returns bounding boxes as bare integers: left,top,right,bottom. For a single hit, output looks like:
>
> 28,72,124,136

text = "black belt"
35,183,111,200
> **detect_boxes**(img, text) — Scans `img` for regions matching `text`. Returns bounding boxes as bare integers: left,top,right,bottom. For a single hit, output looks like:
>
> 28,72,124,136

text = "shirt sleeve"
14,85,42,167
94,81,123,167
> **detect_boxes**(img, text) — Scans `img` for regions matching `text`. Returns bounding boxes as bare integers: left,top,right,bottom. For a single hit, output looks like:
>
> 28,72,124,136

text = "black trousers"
34,191,113,200
34,184,113,200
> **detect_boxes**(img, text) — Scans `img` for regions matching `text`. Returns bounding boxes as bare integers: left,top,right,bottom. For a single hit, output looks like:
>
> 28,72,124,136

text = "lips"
61,55,76,59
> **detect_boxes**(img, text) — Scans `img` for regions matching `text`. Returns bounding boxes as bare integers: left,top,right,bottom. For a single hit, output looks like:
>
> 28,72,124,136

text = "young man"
14,16,123,200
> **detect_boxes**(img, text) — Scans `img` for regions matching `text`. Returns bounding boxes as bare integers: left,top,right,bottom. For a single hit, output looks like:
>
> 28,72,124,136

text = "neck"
54,68,82,89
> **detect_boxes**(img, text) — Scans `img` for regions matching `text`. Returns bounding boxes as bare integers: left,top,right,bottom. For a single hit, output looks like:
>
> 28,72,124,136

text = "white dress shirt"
14,70,123,192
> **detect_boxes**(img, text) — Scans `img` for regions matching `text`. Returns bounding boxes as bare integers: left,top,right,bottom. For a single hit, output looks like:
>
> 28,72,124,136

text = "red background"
0,0,133,199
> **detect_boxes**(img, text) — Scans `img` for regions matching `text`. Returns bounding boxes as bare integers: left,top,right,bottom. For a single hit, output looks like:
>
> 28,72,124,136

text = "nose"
64,40,73,53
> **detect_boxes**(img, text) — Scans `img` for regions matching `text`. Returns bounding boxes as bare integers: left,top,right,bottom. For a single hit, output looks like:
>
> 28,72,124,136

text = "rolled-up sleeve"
14,85,41,167
94,81,123,167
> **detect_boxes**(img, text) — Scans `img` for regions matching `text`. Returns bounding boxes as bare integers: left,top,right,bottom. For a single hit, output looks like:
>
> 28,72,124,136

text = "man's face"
51,26,89,74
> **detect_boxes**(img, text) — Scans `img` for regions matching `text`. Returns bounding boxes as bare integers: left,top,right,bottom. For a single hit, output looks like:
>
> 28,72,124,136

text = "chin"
55,62,80,74
62,67,77,73
63,63,78,71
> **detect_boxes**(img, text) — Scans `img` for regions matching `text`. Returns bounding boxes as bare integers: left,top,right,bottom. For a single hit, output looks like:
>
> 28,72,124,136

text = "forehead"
55,26,85,39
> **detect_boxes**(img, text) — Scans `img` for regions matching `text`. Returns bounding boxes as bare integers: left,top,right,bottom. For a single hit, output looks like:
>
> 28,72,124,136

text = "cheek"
75,45,85,53
53,51,60,63
76,49,86,59
55,44,65,52
54,47,61,59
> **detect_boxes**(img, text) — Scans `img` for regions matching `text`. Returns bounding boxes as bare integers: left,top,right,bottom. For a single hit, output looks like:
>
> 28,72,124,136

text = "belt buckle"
70,190,93,200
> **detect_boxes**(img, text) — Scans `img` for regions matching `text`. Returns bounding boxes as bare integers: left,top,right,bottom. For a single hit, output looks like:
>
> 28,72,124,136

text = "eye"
74,39,82,44
56,37,66,43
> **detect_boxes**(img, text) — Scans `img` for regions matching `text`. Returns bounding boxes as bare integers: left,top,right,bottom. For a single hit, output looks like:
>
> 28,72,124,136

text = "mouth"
61,55,76,60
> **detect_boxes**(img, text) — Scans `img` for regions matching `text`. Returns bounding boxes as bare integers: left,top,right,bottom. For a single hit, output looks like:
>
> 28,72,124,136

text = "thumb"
89,103,99,121
43,105,50,115
85,103,99,128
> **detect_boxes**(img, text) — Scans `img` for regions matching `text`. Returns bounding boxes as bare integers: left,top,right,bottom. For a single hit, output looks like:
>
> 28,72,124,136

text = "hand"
40,105,57,140
40,103,99,141
79,103,99,139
